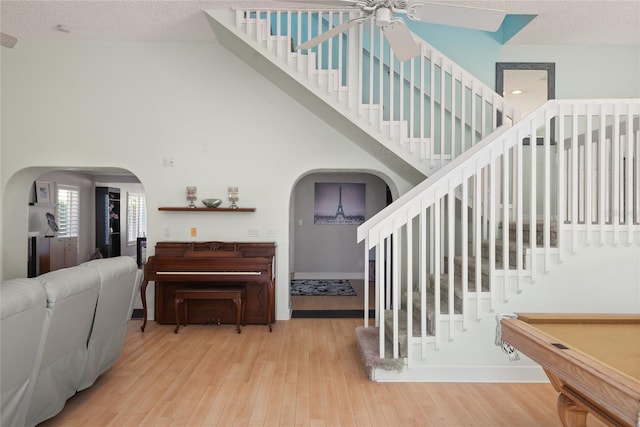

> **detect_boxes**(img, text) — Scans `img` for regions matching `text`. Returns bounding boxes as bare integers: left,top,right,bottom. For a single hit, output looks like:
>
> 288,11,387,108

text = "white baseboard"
293,272,364,280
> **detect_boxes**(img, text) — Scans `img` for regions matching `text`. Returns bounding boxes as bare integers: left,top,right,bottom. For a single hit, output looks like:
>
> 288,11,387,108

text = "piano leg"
174,294,186,334
268,280,274,332
232,295,242,334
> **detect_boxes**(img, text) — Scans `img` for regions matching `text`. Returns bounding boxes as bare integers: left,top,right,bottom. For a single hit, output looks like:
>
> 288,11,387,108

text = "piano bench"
173,286,246,334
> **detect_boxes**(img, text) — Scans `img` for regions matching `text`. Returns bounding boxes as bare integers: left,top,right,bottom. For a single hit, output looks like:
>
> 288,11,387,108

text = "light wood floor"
39,318,606,426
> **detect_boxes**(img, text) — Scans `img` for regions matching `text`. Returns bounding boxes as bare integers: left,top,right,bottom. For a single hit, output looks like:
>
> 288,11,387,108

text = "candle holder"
186,186,197,208
228,186,239,209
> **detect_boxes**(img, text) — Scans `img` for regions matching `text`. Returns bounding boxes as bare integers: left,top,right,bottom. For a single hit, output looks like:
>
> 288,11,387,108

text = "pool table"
499,313,640,427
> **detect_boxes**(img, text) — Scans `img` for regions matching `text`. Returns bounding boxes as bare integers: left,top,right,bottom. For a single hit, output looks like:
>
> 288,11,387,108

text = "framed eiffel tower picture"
314,183,365,225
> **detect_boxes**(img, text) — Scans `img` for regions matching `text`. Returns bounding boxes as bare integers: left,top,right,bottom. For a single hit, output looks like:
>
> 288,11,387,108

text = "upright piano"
140,241,276,332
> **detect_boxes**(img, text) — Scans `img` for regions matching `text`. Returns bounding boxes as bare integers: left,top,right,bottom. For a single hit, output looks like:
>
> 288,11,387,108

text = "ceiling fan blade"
382,24,421,61
297,16,368,50
1,32,18,49
412,2,506,32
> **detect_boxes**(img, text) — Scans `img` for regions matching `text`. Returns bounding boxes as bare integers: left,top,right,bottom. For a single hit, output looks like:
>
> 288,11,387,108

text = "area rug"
290,279,356,296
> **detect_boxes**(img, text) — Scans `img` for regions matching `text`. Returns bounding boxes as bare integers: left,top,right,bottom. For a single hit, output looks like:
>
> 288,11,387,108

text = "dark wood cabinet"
95,187,121,258
28,236,37,277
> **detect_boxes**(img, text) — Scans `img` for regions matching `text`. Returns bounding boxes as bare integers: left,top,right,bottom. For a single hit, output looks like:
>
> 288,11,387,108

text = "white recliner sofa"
25,265,101,426
78,257,140,391
0,256,142,427
0,278,47,427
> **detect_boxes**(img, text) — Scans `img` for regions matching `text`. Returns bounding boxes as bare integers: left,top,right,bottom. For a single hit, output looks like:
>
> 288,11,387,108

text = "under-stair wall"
357,99,640,381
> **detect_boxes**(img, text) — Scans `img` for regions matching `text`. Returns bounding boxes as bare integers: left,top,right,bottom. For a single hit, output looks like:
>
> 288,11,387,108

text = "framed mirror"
496,62,556,144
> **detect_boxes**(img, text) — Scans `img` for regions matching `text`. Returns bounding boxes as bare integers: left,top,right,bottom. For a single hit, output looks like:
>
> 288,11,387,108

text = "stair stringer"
369,228,640,382
205,8,427,185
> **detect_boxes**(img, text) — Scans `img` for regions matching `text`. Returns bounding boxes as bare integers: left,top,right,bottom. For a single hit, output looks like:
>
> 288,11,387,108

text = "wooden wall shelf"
158,207,256,212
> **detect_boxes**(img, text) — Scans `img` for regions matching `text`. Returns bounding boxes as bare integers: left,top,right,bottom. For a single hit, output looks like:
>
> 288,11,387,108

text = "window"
57,185,80,237
127,192,147,245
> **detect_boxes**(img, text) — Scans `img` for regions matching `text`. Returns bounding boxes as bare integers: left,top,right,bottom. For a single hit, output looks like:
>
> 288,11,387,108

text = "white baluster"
613,106,620,244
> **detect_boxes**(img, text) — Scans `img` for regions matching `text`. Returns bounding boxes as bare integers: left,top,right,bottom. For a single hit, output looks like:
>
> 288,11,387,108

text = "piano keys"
140,241,276,332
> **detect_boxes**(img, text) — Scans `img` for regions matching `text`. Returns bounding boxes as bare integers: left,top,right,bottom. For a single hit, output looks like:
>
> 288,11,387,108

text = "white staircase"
206,7,640,382
206,8,517,183
357,101,640,380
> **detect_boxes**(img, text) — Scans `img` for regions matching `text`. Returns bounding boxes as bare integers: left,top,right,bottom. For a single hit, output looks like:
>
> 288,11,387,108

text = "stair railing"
228,8,518,174
357,99,640,364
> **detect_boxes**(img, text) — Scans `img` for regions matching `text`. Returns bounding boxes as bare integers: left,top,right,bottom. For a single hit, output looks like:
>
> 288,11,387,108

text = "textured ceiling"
1,0,639,46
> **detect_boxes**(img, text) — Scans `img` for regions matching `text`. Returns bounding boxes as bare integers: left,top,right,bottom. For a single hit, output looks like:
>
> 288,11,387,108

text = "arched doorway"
289,171,393,317
2,167,145,281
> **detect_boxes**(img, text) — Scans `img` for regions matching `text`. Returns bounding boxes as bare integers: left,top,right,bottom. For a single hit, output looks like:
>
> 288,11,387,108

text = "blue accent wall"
406,15,537,88
496,15,538,44
405,21,503,87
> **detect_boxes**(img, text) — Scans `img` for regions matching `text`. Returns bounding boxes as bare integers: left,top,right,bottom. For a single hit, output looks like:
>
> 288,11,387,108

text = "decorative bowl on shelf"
202,198,222,208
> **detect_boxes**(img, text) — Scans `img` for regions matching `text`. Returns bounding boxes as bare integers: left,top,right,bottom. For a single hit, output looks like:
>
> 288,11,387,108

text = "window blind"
127,192,147,245
57,185,80,237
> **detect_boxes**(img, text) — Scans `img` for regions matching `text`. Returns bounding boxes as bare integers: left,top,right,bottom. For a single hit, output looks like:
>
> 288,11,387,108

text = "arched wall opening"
2,167,144,280
288,169,396,312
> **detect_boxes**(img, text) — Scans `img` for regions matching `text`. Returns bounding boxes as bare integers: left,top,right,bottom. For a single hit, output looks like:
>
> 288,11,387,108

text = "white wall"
1,41,413,321
502,45,640,99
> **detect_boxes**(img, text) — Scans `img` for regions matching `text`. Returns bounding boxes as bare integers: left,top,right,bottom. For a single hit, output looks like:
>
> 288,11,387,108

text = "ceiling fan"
294,0,505,61
1,32,18,48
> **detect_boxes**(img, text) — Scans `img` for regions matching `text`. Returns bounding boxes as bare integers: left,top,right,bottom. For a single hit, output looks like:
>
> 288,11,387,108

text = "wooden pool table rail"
500,314,640,427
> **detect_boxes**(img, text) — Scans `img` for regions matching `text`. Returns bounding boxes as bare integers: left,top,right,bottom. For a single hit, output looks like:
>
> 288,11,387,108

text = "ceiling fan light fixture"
375,7,392,26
